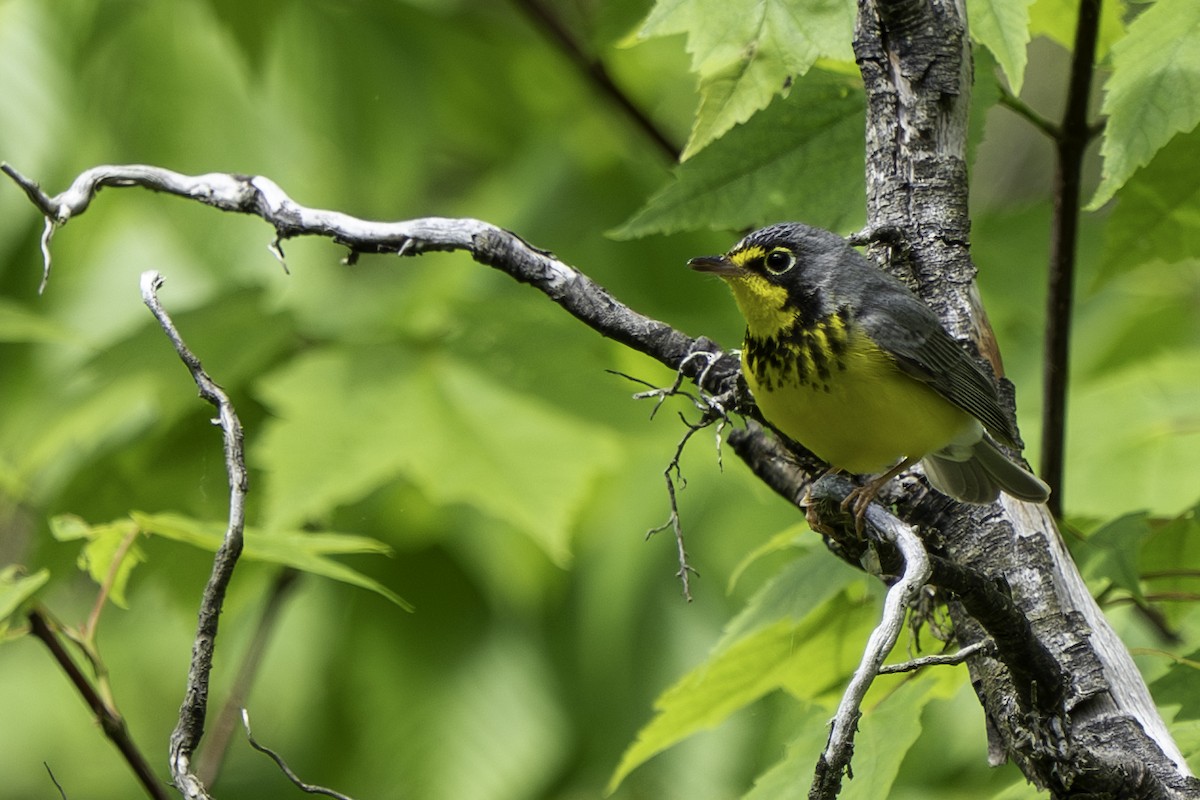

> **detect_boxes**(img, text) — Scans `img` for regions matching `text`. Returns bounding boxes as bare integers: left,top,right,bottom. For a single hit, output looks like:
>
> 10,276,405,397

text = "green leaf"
738,702,831,800
0,566,50,640
422,632,570,800
1149,647,1200,722
725,522,810,594
969,46,1002,167
1071,511,1150,602
1029,0,1125,61
613,70,865,238
639,0,856,159
1089,0,1200,209
1139,503,1200,627
991,777,1052,800
742,673,944,800
0,300,83,345
50,514,143,608
254,347,620,567
1066,352,1200,516
1102,127,1200,276
967,0,1034,94
131,511,412,609
719,547,861,649
607,587,876,792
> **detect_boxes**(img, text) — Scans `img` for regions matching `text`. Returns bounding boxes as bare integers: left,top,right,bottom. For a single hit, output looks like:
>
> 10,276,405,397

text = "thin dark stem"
509,0,681,161
45,762,68,800
28,610,171,800
1042,0,1102,518
997,87,1060,140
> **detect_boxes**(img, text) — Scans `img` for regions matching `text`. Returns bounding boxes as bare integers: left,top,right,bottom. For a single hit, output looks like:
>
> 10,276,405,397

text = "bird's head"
688,222,848,335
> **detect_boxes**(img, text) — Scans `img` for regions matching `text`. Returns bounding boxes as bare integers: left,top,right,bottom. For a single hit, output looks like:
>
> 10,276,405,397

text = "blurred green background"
1,1,1197,798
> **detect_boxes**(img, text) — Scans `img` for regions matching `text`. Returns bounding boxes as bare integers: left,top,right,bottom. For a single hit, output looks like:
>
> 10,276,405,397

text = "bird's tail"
922,433,1050,505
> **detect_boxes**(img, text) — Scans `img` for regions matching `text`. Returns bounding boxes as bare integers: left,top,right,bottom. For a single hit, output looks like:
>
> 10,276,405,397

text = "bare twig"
195,569,301,786
807,501,932,800
141,271,248,800
878,640,989,674
645,418,703,602
628,350,737,599
44,762,68,800
28,610,170,800
242,710,357,800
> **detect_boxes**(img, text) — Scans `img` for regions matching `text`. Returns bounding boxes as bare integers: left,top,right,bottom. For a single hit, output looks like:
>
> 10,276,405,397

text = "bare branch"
3,161,752,594
0,162,739,396
808,491,933,800
141,271,248,799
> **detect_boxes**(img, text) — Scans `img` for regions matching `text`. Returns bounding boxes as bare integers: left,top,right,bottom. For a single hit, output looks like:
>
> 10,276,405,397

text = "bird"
688,222,1049,524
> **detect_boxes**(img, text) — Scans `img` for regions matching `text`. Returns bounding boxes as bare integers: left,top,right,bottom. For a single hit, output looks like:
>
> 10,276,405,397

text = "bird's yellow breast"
743,322,977,474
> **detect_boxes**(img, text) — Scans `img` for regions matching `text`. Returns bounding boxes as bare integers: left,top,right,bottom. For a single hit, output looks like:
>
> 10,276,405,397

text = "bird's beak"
687,254,744,277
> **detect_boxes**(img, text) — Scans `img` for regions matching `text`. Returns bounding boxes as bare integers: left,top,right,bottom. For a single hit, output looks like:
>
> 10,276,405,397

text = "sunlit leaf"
254,346,620,566
719,547,861,648
1089,0,1200,209
608,589,876,792
613,70,865,238
726,522,810,594
0,566,50,640
131,511,411,609
1070,511,1150,602
1066,352,1200,516
50,514,143,608
1028,0,1124,61
1102,127,1200,277
967,0,1034,94
1139,503,1200,627
1149,648,1200,722
742,673,944,800
638,0,856,159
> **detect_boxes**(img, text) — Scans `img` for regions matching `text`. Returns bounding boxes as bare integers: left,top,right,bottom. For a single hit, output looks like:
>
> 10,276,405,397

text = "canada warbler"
689,222,1049,519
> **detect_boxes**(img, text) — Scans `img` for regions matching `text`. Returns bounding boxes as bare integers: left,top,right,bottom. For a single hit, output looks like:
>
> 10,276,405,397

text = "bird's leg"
842,457,918,534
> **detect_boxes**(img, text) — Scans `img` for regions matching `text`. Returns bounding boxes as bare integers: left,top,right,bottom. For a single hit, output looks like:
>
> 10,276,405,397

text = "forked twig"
621,351,738,600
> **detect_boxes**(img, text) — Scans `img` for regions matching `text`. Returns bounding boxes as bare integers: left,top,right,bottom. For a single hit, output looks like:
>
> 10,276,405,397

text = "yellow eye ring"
764,247,796,275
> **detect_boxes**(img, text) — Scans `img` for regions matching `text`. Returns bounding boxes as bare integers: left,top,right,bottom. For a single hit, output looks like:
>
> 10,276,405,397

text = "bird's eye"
763,248,796,275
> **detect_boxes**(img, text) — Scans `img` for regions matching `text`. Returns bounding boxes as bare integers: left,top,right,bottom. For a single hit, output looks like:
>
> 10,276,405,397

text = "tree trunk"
849,0,1197,795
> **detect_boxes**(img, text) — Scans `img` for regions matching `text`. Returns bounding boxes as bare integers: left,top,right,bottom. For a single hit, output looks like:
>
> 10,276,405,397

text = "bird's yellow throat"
723,269,795,339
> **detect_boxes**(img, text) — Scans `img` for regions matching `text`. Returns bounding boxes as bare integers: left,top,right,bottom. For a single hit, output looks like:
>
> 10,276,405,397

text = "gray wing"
855,279,1019,446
